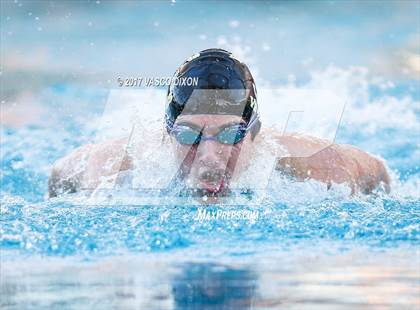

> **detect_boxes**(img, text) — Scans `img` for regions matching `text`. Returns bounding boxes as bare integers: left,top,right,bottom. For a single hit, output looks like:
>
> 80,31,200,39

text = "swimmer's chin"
195,189,228,204
185,183,231,203
199,178,226,193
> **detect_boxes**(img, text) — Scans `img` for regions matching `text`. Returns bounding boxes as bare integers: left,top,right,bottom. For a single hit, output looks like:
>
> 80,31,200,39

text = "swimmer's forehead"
175,114,245,128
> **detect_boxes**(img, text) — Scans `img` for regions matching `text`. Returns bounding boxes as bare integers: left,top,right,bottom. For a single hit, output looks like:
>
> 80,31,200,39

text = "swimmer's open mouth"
198,170,228,193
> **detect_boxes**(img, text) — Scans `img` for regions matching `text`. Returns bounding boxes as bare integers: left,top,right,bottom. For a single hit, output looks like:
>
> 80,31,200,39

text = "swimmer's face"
170,114,253,195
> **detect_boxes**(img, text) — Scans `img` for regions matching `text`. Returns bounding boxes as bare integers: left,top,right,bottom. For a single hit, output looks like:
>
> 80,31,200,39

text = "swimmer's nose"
196,140,223,168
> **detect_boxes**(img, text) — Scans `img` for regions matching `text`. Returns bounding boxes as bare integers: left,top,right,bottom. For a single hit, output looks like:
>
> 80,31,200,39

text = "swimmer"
48,48,390,198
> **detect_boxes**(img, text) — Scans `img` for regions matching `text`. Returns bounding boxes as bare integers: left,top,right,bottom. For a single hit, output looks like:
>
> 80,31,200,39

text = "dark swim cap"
165,48,261,137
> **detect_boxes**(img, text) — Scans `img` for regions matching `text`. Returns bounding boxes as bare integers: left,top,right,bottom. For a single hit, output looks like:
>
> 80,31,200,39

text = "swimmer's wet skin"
48,48,390,198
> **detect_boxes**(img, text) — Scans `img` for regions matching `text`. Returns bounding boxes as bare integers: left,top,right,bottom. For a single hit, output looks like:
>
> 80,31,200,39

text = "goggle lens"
217,125,247,145
173,127,201,145
172,124,247,145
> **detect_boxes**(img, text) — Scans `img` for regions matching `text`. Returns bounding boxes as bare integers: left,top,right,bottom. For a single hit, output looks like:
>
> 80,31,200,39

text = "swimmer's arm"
80,138,132,190
336,143,391,194
276,134,390,194
48,144,94,197
48,139,132,198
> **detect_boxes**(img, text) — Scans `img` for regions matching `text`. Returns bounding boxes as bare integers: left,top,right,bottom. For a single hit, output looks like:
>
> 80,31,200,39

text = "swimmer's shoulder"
258,128,331,156
48,138,132,197
49,143,94,197
257,128,390,193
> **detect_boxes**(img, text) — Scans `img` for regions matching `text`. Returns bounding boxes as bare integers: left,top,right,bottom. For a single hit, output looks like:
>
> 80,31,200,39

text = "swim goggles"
170,116,258,146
